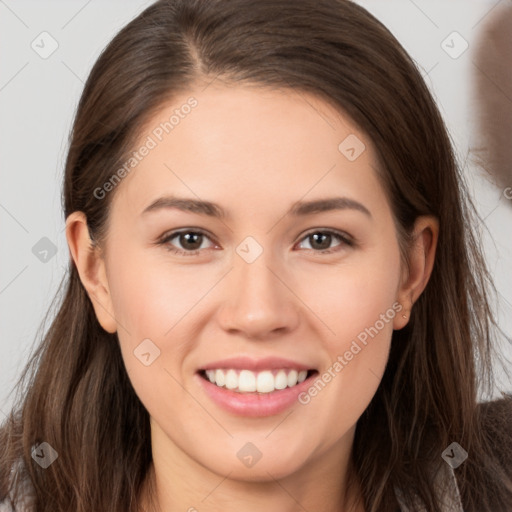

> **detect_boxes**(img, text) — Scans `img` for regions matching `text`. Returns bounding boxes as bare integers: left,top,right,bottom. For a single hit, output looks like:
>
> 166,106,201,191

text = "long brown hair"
1,1,511,510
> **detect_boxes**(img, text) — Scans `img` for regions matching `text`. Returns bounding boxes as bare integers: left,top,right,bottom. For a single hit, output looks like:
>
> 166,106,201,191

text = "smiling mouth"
197,368,319,394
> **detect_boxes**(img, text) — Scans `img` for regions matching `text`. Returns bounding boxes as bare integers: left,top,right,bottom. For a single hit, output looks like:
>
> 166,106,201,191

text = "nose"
217,250,300,340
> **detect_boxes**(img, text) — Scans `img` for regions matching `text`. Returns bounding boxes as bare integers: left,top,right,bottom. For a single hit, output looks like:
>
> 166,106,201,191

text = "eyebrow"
141,195,372,219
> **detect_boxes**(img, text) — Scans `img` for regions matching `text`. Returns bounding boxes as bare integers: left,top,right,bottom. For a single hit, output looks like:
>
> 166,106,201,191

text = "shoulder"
0,499,14,512
477,394,512,446
0,459,35,512
476,394,512,475
476,394,512,424
0,490,32,512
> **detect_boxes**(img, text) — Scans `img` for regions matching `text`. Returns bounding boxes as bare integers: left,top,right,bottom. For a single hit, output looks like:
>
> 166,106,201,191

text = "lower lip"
195,371,318,417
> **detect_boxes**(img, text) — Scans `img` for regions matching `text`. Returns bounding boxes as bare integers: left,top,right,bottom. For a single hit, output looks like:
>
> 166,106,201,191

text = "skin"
66,81,438,512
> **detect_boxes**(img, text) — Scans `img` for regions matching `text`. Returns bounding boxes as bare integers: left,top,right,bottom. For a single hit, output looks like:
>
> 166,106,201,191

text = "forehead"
109,83,385,222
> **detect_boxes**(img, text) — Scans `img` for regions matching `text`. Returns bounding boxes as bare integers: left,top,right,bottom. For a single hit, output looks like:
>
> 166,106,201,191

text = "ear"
65,211,117,333
393,215,439,330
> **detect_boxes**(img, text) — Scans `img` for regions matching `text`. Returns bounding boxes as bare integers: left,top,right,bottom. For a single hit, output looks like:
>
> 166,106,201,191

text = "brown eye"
297,230,353,254
176,232,204,250
308,232,333,250
159,229,216,255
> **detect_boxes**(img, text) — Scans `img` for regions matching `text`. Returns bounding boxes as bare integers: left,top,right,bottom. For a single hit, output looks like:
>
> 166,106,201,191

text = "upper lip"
199,356,315,372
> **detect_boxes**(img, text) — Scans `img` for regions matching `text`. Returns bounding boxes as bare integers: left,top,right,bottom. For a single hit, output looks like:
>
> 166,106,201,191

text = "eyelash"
157,228,355,256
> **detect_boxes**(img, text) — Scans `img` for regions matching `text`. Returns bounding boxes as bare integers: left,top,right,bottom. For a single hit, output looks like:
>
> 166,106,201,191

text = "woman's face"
69,83,432,483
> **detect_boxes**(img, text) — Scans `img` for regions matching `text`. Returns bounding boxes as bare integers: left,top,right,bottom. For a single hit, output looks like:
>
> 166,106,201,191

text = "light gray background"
1,0,511,420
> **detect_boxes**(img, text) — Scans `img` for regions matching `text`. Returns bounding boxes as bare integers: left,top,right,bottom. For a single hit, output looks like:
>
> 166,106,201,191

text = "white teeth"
287,369,298,387
203,368,310,393
214,369,225,387
239,370,256,392
256,370,274,393
225,369,238,390
274,370,288,390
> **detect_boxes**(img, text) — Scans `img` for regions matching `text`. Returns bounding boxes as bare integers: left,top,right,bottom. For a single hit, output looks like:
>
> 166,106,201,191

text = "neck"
138,421,365,512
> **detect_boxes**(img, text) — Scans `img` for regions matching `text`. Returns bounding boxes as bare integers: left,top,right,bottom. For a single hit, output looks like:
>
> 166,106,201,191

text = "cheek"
108,246,208,338
106,247,221,382
107,249,198,407
305,244,401,347
298,244,401,424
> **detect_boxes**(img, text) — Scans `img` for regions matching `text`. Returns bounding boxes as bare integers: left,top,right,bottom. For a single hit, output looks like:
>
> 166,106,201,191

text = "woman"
1,0,511,511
